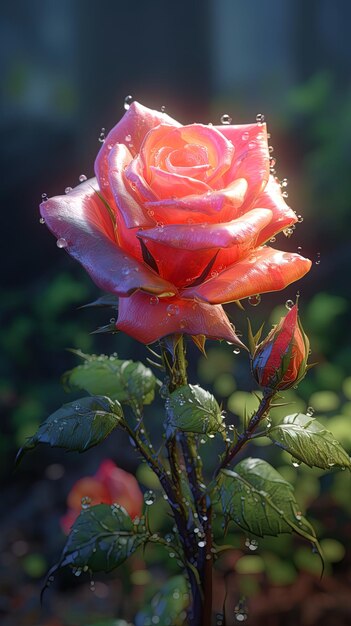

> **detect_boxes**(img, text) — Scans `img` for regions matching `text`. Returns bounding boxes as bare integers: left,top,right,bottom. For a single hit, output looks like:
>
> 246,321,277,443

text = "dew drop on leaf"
144,490,156,506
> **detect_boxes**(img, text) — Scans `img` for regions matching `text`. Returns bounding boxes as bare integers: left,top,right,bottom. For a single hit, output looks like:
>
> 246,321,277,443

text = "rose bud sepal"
251,304,310,391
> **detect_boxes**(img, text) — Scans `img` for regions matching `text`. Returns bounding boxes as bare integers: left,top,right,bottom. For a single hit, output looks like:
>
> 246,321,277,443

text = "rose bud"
251,304,309,391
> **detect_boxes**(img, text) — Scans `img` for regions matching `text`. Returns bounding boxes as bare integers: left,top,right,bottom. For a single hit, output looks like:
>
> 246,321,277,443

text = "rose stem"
162,334,212,626
213,388,276,479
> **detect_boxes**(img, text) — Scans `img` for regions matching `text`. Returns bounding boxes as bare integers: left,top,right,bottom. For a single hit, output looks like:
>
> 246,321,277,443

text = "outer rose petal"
116,292,245,347
184,247,312,304
216,123,270,209
40,178,176,297
108,143,154,228
253,176,298,244
95,101,180,205
139,208,272,251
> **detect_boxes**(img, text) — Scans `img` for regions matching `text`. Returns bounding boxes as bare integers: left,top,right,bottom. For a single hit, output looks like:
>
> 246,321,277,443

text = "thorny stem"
213,388,276,479
161,335,212,626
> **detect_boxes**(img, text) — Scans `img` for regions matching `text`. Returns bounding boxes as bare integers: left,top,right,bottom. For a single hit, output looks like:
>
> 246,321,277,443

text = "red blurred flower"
251,304,309,390
61,460,143,534
40,102,311,344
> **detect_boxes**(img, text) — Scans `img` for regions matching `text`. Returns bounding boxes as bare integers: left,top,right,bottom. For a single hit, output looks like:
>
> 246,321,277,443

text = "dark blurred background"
1,1,351,625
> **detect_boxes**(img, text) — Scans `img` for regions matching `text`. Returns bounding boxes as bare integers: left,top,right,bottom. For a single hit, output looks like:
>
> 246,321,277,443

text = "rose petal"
216,123,270,208
140,123,234,187
116,291,246,346
184,246,312,304
148,165,212,198
252,176,298,244
108,143,153,228
139,208,272,250
144,178,248,225
95,101,180,202
40,178,176,297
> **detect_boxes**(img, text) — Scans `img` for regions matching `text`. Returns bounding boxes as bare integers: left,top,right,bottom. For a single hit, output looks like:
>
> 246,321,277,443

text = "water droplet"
306,406,314,416
124,95,133,110
65,186,72,194
233,348,240,355
285,299,294,310
79,174,87,182
149,296,159,306
166,303,179,317
73,567,82,577
81,496,92,510
280,178,288,188
248,141,256,150
144,490,156,506
160,105,166,112
296,215,304,223
198,540,206,548
125,134,132,143
220,114,232,125
98,127,106,143
282,190,289,198
245,537,258,551
241,131,249,141
268,145,274,153
41,193,48,201
56,237,68,249
234,599,248,622
256,113,265,124
269,237,276,243
315,252,321,265
283,227,294,237
295,511,302,521
248,294,261,306
39,217,45,224
90,580,95,591
292,458,301,467
297,246,302,252
269,157,276,168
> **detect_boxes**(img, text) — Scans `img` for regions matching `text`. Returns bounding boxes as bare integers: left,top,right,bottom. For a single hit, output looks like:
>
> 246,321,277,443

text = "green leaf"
63,353,157,412
218,457,321,555
268,413,351,470
43,504,146,596
135,575,189,626
166,384,224,436
16,396,122,463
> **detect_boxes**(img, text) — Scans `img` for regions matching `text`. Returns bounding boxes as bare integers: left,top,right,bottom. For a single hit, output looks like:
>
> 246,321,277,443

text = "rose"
40,101,311,345
251,303,309,390
61,459,143,534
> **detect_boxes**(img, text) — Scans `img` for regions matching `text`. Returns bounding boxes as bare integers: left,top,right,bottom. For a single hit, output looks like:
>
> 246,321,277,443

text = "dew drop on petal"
149,296,159,306
256,113,265,124
297,215,304,223
39,217,46,224
79,174,87,182
124,95,133,110
315,252,321,265
282,190,289,198
166,304,179,317
56,238,68,249
268,145,274,153
269,237,276,243
220,114,232,125
41,193,48,201
248,294,261,306
285,299,294,310
65,186,73,194
241,131,249,141
125,134,132,143
160,105,166,112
